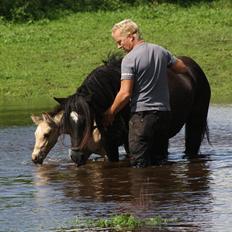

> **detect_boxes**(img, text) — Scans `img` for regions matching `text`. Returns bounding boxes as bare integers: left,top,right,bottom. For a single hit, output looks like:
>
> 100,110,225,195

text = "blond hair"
112,19,142,40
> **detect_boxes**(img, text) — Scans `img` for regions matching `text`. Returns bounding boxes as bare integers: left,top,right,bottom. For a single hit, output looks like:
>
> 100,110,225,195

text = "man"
103,19,188,167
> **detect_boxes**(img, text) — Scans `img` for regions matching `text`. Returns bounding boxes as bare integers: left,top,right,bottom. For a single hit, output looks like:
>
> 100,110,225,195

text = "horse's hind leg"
185,107,209,157
184,59,210,157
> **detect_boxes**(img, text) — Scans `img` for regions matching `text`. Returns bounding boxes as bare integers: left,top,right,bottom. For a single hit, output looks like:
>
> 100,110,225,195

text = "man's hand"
103,108,115,128
102,79,133,128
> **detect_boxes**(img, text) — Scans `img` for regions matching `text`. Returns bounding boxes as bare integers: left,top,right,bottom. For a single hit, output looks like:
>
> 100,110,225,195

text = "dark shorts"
129,110,170,167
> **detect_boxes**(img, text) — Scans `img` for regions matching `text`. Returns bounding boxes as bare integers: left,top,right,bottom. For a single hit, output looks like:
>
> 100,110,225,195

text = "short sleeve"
165,49,177,67
121,56,135,80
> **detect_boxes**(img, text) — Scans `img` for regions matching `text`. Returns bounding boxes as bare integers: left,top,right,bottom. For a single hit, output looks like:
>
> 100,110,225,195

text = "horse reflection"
33,158,212,208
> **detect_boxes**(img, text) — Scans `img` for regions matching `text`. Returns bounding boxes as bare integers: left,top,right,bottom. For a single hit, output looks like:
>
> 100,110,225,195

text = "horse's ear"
42,113,56,127
54,97,67,106
31,115,43,125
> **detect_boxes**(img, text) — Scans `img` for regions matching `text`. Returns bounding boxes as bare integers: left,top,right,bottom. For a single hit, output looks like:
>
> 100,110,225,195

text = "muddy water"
0,104,231,232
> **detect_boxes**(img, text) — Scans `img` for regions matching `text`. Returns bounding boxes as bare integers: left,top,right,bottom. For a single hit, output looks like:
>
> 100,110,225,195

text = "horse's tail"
63,93,93,150
180,56,211,155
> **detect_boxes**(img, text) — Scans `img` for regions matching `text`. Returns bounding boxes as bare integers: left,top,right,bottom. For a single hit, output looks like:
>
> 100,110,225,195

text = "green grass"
0,0,231,103
64,213,175,231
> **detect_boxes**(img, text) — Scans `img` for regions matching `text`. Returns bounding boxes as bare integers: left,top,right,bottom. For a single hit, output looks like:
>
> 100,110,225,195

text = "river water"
0,104,231,232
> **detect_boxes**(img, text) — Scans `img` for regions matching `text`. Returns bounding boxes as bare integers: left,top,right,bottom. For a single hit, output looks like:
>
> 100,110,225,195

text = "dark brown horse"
55,55,210,166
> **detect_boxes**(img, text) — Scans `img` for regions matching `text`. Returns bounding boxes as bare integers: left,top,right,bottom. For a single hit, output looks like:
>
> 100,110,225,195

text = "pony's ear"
54,97,67,106
42,113,56,127
31,115,43,125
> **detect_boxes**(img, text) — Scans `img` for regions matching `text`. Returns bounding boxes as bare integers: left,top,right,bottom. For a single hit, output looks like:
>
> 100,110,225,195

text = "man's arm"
170,58,188,73
103,79,134,127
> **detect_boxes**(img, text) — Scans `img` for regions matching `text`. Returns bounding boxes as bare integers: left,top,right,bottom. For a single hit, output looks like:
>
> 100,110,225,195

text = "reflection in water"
0,104,231,232
33,158,212,231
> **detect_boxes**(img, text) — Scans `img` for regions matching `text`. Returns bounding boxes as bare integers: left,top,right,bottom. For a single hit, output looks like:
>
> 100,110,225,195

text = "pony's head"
31,110,63,164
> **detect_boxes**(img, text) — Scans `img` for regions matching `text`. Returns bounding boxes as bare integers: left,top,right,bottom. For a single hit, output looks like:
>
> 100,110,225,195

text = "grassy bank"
0,1,231,103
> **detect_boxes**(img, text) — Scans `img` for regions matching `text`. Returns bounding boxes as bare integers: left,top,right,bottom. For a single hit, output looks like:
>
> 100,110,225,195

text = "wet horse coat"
60,55,210,165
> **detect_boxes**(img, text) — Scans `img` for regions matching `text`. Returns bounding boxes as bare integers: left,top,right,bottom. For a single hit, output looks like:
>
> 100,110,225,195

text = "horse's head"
68,111,106,166
55,96,107,166
31,112,63,164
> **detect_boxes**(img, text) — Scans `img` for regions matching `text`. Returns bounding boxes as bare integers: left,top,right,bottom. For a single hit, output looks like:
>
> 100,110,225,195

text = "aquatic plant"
67,213,175,231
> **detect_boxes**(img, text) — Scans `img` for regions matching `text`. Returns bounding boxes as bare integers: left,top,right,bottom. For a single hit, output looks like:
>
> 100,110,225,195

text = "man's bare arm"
103,79,134,126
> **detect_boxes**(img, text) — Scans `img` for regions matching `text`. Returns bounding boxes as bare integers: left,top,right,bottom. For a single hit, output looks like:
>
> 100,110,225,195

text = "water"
0,104,231,232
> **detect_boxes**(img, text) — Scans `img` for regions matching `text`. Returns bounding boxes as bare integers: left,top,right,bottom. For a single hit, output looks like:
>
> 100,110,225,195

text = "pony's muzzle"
69,149,86,166
32,153,44,165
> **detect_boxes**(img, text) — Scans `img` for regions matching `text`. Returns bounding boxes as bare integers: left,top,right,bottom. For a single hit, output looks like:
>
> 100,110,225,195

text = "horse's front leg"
107,145,119,162
101,130,119,162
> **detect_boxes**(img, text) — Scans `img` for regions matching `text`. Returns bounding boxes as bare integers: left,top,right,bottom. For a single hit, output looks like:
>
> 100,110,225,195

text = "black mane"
102,52,123,69
62,53,123,149
75,54,123,121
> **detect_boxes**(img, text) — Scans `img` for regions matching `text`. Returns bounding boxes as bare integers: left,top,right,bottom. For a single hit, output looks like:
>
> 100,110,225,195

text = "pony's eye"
44,133,50,138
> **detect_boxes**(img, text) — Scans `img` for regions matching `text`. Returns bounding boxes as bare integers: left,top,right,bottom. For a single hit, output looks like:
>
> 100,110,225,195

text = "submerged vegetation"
0,0,231,103
64,213,175,231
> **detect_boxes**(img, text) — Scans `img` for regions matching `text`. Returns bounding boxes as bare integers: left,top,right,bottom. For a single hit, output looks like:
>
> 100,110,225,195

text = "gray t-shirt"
121,42,176,112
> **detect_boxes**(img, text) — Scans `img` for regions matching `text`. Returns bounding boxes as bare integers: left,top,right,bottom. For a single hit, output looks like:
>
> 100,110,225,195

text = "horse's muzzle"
69,149,87,166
